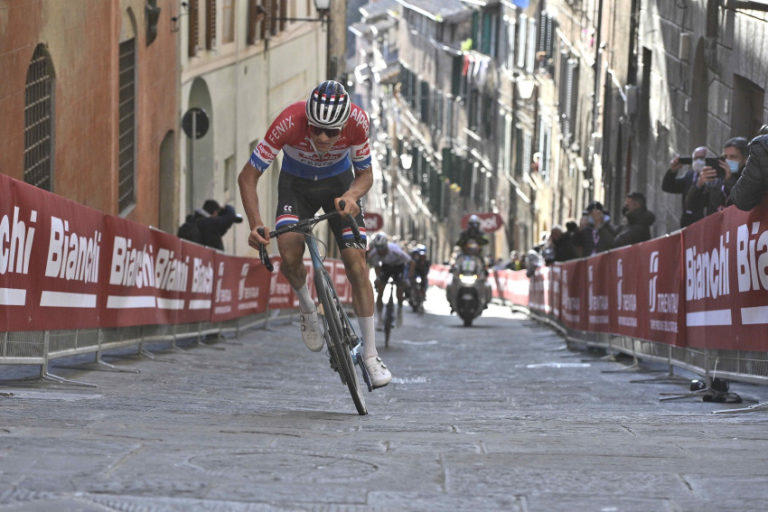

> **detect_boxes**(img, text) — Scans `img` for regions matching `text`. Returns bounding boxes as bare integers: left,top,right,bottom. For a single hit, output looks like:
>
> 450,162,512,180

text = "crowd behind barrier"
0,174,352,381
431,199,768,386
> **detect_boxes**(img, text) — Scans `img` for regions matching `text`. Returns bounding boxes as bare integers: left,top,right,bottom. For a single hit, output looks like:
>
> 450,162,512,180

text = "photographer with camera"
662,146,708,228
685,137,749,220
178,199,243,251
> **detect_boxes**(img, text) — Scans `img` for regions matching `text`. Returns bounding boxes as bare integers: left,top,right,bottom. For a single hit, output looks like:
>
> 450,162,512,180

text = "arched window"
24,44,55,191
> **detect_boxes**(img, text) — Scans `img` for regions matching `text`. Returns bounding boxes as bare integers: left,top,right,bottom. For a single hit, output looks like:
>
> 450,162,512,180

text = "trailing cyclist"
238,80,391,388
367,233,412,329
407,243,430,307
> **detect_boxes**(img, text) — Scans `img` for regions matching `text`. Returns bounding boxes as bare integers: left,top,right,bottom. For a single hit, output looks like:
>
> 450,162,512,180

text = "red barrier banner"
211,254,270,322
559,260,587,330
333,260,353,304
498,269,529,306
586,253,613,333
683,204,768,351
429,265,451,288
529,266,554,316
635,234,686,346
1,175,107,331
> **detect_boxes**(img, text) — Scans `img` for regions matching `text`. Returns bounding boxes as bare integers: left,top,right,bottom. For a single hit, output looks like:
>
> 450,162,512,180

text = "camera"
705,157,726,180
678,156,693,165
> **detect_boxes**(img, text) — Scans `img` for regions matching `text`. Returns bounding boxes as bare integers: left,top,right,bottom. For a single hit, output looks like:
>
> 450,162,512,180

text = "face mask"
726,159,739,173
692,159,705,173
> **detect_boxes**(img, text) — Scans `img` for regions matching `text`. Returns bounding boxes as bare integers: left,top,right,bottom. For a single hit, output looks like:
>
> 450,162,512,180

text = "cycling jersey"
249,101,372,180
369,243,412,267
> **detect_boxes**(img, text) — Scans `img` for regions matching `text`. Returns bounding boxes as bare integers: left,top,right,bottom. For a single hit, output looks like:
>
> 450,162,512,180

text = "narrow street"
2,287,768,511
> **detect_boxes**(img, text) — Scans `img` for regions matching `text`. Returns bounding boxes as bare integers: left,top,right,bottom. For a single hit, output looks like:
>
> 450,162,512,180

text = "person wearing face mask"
685,137,749,219
662,146,709,228
729,132,768,210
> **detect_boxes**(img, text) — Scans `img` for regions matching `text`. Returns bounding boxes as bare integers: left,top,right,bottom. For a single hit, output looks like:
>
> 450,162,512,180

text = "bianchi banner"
0,173,348,332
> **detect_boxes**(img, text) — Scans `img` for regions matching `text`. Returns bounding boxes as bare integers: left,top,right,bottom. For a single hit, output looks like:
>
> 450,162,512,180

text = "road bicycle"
408,274,426,314
258,202,371,415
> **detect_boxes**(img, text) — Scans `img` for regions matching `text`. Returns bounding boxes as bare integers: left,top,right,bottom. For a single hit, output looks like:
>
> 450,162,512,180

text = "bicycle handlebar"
257,200,363,273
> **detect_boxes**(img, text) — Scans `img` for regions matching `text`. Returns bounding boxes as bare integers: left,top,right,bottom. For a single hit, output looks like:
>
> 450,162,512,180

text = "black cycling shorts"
275,170,367,250
379,264,406,286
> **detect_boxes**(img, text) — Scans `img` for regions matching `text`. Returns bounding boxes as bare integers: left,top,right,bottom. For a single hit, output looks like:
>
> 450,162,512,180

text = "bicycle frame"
257,203,371,414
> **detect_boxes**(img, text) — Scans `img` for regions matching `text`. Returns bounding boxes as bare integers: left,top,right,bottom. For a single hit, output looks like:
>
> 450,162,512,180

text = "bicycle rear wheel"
384,289,394,349
316,269,367,415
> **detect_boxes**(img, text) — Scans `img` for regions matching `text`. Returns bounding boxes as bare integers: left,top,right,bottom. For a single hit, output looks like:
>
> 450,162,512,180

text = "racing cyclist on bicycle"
238,80,391,388
408,244,430,301
367,233,412,329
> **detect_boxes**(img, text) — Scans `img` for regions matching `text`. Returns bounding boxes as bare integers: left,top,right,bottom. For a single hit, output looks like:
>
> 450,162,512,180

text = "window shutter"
189,0,199,56
205,0,217,50
526,17,536,73
516,14,527,69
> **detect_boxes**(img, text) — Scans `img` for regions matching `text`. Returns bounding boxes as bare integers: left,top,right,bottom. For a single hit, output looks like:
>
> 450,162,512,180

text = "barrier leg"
137,325,156,359
40,332,97,388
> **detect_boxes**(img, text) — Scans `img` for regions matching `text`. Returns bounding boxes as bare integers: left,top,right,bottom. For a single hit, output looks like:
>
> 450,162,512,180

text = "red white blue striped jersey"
249,101,372,180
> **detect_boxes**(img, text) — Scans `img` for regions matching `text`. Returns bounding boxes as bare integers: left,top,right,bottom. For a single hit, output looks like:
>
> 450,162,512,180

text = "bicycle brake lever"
338,200,363,243
257,228,274,272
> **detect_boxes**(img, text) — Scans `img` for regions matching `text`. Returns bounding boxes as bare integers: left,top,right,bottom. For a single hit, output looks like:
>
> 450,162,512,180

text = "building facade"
0,0,177,229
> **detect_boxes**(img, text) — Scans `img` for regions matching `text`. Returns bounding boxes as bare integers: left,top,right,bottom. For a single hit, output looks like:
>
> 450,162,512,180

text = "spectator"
729,134,768,211
195,199,243,251
662,146,708,227
544,225,578,263
572,212,595,258
505,250,525,271
613,192,656,248
586,201,616,253
686,137,749,218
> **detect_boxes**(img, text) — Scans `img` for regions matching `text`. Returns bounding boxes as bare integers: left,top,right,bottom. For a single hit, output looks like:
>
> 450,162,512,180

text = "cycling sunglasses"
309,125,341,138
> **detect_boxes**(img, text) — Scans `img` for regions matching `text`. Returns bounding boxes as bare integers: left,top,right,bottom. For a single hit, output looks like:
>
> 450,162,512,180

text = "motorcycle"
446,253,490,327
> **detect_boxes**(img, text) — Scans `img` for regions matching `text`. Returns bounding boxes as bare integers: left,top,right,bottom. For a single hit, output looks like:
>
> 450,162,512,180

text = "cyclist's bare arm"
335,166,372,218
237,162,269,247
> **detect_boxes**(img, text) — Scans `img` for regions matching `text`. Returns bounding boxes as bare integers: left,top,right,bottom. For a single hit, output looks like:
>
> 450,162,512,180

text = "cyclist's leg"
275,173,312,292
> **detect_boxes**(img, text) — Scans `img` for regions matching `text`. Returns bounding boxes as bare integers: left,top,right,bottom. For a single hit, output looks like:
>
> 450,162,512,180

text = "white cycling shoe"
299,309,324,352
364,355,392,388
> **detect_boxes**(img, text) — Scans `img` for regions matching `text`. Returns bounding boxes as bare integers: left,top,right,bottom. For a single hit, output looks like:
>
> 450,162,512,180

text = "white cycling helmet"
372,232,389,250
306,80,351,129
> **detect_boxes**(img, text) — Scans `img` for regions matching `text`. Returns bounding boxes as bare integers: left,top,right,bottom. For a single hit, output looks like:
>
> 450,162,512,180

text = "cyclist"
367,233,412,329
408,243,431,302
238,80,391,388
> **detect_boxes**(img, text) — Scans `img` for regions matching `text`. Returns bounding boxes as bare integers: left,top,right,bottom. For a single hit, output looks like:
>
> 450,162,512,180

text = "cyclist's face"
309,124,342,152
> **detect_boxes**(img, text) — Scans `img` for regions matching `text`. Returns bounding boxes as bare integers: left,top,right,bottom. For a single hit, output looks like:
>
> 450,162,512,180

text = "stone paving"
2,288,768,511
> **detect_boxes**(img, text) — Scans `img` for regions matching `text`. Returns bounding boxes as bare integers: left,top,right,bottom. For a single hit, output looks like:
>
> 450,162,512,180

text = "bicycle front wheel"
316,269,367,415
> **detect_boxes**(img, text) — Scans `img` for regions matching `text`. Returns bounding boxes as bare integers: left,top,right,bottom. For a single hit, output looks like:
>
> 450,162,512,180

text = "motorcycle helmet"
468,214,480,230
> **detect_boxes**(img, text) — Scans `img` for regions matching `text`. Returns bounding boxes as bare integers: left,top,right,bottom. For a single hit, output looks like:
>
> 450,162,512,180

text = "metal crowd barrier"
0,309,297,386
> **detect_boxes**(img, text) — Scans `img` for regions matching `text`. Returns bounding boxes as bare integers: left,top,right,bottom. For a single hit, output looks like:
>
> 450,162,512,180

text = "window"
526,17,537,73
24,44,55,191
118,38,137,213
247,0,266,44
505,15,516,70
222,0,235,43
516,14,527,69
732,75,764,138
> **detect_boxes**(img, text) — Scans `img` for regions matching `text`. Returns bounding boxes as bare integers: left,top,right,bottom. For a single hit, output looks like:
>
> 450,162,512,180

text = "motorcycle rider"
455,214,489,249
446,238,492,313
367,233,412,328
